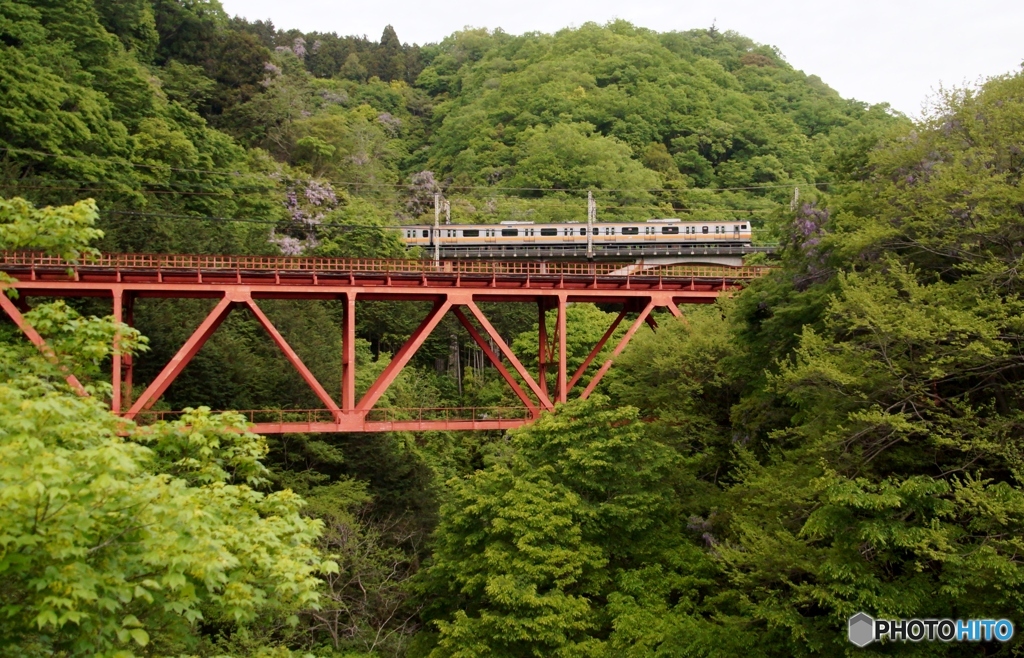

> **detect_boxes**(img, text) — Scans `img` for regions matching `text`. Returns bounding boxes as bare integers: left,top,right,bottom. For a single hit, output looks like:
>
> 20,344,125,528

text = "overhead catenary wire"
98,211,781,252
2,181,788,214
102,208,781,230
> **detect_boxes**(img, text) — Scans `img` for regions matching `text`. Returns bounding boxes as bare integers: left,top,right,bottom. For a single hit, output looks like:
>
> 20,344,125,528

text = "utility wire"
102,209,780,229
0,146,838,194
6,182,786,214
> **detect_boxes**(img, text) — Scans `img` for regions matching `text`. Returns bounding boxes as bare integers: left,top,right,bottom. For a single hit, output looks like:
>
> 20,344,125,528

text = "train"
399,219,754,259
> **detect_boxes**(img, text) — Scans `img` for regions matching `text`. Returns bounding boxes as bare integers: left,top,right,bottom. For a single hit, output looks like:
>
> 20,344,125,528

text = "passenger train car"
399,219,753,259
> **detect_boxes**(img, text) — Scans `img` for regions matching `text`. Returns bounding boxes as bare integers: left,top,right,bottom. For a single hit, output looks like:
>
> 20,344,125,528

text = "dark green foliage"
9,3,1024,655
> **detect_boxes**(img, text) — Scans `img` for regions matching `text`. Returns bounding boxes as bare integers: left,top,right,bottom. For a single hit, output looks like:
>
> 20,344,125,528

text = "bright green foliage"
0,196,102,261
418,396,680,657
0,400,329,656
416,22,900,216
0,197,332,657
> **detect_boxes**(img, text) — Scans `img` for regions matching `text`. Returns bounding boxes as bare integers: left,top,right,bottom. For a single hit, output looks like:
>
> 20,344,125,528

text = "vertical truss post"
538,298,548,399
556,293,567,403
581,298,656,400
357,297,452,412
125,295,236,418
342,293,356,411
0,292,87,396
112,288,123,413
124,293,134,408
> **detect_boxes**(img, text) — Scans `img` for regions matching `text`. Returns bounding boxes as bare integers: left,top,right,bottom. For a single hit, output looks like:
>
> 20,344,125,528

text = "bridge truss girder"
1,259,741,433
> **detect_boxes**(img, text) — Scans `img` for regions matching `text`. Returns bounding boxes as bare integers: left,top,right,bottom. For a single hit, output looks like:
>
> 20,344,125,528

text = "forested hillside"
3,0,1024,656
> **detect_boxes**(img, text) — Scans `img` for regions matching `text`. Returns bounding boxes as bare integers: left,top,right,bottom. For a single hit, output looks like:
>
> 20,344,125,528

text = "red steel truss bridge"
0,252,769,434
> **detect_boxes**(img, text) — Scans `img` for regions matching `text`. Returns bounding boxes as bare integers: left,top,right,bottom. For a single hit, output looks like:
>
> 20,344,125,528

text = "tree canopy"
3,1,1024,655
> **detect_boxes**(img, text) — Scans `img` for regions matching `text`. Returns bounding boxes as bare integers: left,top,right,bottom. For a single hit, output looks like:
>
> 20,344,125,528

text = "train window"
741,224,747,230
579,228,586,235
540,228,557,236
701,226,709,234
662,226,679,234
462,229,479,237
622,226,639,235
501,228,518,237
422,230,429,238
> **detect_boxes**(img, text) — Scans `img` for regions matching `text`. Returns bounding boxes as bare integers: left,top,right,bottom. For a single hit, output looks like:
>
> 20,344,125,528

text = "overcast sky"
220,0,1024,117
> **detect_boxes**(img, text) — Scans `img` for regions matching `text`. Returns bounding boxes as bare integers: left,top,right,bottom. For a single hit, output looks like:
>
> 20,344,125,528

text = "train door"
485,228,497,244
733,224,741,239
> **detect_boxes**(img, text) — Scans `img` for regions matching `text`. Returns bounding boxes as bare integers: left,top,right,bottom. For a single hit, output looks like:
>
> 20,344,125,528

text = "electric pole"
433,193,440,264
586,191,595,259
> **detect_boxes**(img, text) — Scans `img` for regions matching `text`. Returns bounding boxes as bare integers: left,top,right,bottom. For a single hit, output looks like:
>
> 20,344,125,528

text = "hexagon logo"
848,612,875,647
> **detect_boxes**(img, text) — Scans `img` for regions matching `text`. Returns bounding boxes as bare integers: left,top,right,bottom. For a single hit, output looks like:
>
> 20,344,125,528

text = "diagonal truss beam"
244,297,341,419
453,306,539,417
357,298,452,412
666,300,690,327
580,299,656,400
465,300,554,411
0,292,88,396
566,309,626,394
126,295,235,418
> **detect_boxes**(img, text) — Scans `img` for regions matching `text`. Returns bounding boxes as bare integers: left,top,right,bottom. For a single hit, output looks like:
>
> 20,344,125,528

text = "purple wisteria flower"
377,112,402,136
795,202,829,250
404,170,442,218
304,180,338,207
271,179,340,255
320,90,348,105
269,233,306,256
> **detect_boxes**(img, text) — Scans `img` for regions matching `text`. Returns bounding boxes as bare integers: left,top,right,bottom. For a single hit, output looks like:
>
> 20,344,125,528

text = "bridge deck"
1,253,769,433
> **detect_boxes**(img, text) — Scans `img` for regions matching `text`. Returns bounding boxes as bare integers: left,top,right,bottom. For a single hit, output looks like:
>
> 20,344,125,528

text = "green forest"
2,0,1024,655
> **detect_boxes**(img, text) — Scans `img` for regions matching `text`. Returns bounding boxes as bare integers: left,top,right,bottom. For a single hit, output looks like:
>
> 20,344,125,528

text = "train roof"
403,219,749,228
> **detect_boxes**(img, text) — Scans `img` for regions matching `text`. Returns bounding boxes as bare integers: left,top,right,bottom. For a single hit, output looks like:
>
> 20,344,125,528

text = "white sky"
221,0,1024,117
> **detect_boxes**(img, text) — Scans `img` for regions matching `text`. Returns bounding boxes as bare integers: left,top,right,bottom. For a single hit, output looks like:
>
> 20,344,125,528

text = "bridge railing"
131,407,534,425
0,251,774,279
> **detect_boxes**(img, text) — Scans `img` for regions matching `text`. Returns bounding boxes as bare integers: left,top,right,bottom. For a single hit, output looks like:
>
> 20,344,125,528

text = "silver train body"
399,219,754,259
